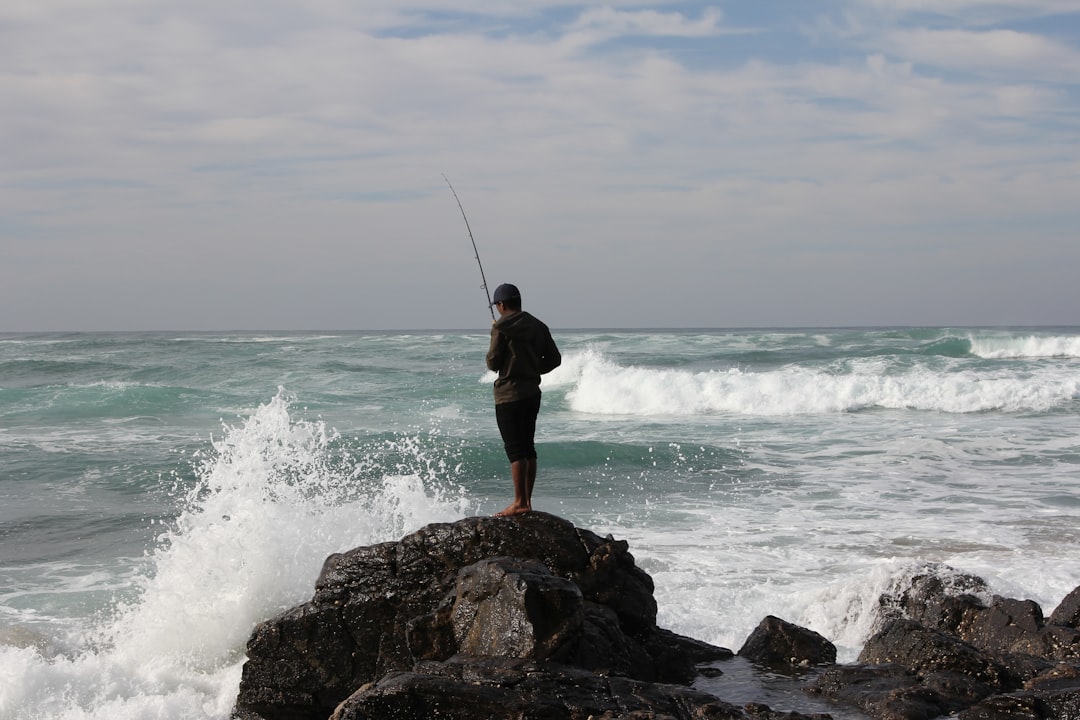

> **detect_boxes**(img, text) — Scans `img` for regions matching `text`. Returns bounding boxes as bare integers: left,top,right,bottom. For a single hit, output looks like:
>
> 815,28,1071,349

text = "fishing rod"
443,174,495,321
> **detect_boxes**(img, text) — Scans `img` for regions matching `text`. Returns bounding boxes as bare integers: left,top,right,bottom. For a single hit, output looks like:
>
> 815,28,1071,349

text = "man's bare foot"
494,503,531,517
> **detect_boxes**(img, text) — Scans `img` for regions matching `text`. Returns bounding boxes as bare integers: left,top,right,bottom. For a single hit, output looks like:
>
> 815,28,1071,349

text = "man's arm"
486,327,506,372
538,330,561,375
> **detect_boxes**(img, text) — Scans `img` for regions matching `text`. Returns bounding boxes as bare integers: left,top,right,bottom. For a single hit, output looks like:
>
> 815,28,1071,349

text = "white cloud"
570,6,726,37
1,2,1078,329
849,0,1080,24
884,28,1080,79
559,6,738,54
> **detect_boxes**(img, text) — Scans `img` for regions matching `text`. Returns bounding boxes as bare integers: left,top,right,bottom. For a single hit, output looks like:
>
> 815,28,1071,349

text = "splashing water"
0,390,472,720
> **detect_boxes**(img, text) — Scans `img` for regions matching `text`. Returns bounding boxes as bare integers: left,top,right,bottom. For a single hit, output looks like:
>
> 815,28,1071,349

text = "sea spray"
101,389,353,669
0,389,472,720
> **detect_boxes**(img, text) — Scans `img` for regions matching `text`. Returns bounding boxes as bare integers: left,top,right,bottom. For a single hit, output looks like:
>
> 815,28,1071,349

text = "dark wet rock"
809,663,995,719
234,513,733,720
741,705,833,720
1010,624,1080,663
448,557,585,661
955,693,1044,720
878,568,1080,664
806,664,939,720
1048,586,1080,629
956,663,1080,720
327,655,798,720
858,619,1012,691
951,594,1080,663
644,626,739,683
811,570,1080,720
877,567,990,635
994,652,1055,688
739,615,837,669
1026,661,1080,691
958,596,1044,653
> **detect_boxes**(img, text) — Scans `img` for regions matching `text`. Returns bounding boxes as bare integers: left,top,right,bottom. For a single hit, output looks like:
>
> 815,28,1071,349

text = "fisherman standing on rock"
485,283,561,517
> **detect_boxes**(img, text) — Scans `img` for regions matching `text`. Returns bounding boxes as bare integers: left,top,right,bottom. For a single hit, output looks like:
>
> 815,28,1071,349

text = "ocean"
2,328,1079,719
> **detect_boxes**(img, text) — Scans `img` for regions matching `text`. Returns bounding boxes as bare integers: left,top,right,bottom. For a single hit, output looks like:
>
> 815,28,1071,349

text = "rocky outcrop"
233,512,740,720
232,516,1080,720
807,564,1080,719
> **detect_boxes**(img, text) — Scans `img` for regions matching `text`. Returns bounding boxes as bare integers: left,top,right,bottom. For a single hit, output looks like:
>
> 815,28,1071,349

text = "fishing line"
443,174,495,321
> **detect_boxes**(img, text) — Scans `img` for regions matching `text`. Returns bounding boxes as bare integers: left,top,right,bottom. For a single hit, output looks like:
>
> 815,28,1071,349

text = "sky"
2,1,1079,331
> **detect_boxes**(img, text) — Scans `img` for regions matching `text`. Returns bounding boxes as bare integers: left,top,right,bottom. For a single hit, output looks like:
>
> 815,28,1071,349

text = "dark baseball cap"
491,283,521,305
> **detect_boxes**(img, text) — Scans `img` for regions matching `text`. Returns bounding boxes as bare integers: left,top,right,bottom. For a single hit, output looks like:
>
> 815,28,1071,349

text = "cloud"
884,28,1080,80
570,6,726,38
558,6,740,56
848,0,1080,24
1,1,1078,329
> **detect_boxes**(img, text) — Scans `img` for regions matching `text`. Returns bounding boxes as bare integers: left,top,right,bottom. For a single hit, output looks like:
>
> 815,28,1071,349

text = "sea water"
2,328,1079,718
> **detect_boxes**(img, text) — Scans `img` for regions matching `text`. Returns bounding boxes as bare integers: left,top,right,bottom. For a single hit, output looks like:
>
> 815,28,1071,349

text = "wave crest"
559,348,1079,416
970,334,1080,359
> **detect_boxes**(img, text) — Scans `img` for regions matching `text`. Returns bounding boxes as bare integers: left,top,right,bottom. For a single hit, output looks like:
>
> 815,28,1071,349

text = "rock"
738,615,837,669
879,569,1080,664
806,664,942,720
1048,586,1080,629
810,664,994,719
994,652,1055,687
955,694,1044,720
957,664,1080,720
234,513,732,720
955,595,1049,659
328,655,761,720
877,566,990,635
448,557,584,661
1010,624,1080,663
812,578,1080,720
1026,661,1080,691
859,619,1012,691
644,626,736,683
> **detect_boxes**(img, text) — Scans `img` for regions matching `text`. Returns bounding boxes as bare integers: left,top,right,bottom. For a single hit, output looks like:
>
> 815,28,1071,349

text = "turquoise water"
2,328,1080,718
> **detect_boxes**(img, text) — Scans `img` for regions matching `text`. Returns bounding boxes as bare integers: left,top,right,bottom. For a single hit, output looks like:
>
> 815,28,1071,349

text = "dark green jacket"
486,311,561,404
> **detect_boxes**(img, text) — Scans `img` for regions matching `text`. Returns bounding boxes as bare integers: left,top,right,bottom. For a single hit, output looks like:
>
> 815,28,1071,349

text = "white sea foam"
560,347,1080,416
969,334,1080,359
600,503,1080,665
0,390,472,720
170,335,343,343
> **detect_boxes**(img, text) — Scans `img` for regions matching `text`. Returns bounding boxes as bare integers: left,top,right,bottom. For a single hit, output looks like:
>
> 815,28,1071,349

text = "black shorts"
495,393,542,462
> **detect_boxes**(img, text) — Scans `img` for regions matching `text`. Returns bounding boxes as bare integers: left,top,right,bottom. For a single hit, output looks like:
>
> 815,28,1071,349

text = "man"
485,283,561,516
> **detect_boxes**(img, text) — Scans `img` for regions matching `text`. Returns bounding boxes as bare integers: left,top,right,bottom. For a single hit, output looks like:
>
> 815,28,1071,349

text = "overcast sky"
2,1,1078,331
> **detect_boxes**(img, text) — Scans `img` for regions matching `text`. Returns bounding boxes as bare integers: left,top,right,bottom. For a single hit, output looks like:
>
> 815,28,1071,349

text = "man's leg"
521,394,540,509
494,394,541,517
496,460,530,516
525,457,537,506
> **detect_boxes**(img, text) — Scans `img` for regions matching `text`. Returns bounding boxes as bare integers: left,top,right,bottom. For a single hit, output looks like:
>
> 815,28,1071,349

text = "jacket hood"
494,311,538,338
